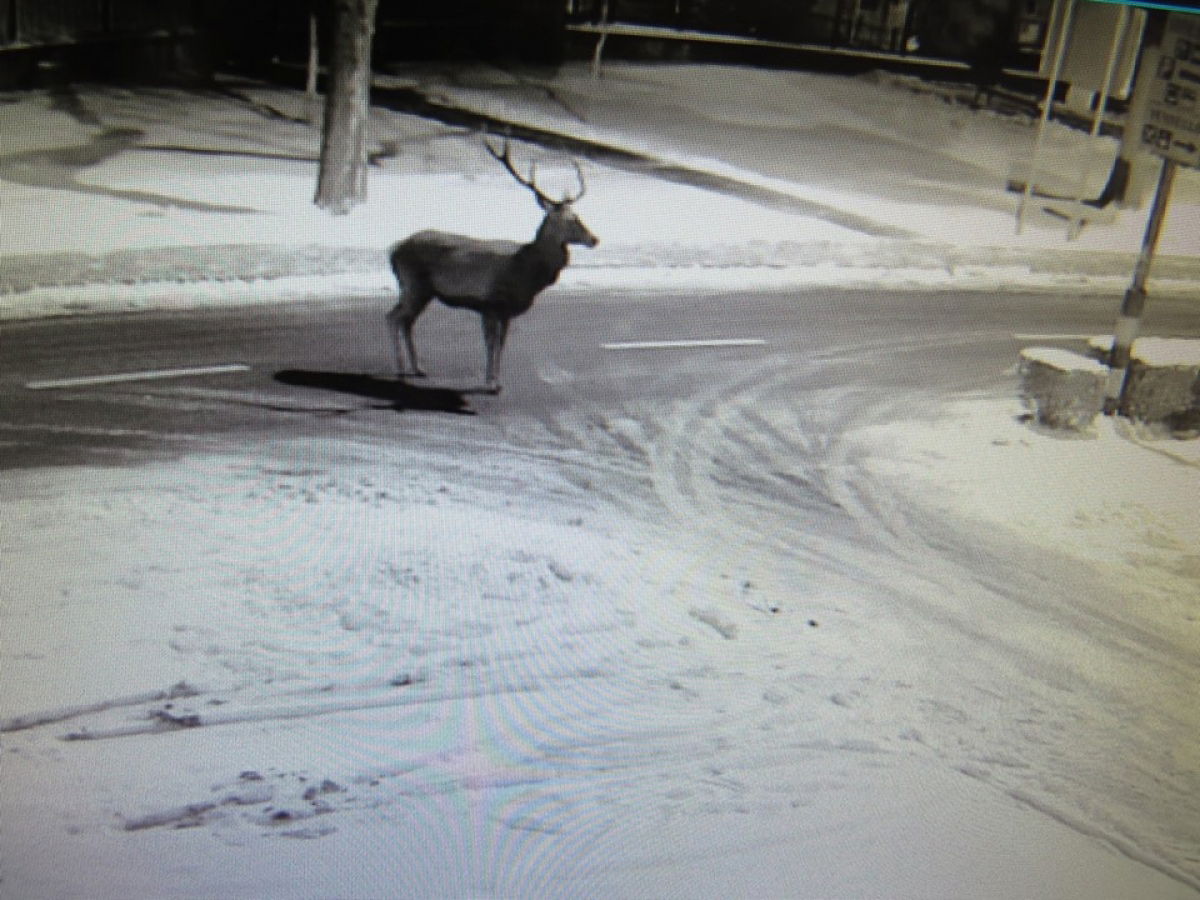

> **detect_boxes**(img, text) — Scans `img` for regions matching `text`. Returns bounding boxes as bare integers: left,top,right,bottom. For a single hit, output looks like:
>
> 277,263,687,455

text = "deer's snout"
572,221,598,248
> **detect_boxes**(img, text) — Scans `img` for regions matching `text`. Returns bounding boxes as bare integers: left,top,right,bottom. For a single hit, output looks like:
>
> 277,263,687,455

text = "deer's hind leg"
386,268,433,378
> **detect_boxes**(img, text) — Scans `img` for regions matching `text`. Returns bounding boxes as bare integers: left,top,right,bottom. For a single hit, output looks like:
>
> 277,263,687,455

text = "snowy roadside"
7,260,1199,322
851,393,1200,638
382,62,1200,257
3,66,1200,323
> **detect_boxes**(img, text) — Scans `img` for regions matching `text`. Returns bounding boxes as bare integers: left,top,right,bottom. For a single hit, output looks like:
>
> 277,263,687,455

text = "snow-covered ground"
2,62,1199,317
859,394,1200,627
4,410,1198,898
2,63,1199,897
383,63,1200,255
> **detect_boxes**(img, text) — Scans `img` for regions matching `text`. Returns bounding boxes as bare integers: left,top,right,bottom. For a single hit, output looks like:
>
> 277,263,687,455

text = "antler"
484,136,586,206
562,159,587,204
484,137,553,206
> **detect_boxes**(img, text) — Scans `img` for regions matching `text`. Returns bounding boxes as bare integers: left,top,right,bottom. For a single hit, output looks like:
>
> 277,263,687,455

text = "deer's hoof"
484,383,502,395
399,369,427,379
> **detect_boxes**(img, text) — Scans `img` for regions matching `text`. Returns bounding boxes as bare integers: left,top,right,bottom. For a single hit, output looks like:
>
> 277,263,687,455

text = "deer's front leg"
386,304,426,378
481,315,509,394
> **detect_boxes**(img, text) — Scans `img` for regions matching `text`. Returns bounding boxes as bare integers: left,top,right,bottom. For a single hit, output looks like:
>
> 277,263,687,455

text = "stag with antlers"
386,138,598,393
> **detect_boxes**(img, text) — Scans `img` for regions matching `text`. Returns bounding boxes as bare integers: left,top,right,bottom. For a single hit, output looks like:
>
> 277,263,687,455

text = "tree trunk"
305,4,320,126
314,0,378,215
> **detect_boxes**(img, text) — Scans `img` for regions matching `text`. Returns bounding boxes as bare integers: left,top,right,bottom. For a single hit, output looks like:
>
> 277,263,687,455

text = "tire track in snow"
55,669,615,742
833,414,1200,892
607,335,1200,895
0,681,202,733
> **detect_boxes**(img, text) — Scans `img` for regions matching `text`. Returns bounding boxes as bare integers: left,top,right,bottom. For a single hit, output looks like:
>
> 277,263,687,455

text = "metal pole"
1017,0,1076,234
1104,157,1177,415
591,0,610,79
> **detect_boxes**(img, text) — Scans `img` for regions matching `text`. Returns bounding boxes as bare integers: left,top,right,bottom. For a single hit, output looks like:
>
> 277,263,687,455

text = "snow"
1019,345,1109,372
857,395,1200,609
1087,334,1200,367
2,62,1200,898
5,426,1199,898
379,63,1200,256
2,63,1199,321
1131,337,1200,367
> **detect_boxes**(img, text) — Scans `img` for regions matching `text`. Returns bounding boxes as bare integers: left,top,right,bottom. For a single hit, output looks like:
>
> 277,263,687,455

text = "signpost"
1134,16,1200,166
1104,11,1199,414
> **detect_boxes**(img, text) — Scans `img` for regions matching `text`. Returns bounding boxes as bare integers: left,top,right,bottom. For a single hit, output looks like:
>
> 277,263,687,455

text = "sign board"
1135,13,1200,166
1087,1,1200,11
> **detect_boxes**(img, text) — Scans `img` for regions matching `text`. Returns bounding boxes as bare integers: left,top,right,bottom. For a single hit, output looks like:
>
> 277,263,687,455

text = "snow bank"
11,260,1197,322
0,274,394,320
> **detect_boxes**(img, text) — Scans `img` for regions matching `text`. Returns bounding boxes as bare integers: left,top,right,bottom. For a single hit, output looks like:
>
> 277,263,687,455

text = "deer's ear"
537,195,553,211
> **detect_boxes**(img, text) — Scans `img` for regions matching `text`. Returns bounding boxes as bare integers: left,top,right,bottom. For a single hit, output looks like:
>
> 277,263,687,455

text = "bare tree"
305,0,321,125
314,0,379,214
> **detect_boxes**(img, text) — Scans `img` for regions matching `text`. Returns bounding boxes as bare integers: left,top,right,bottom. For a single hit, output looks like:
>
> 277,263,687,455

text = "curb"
4,261,1199,323
5,233,1200,294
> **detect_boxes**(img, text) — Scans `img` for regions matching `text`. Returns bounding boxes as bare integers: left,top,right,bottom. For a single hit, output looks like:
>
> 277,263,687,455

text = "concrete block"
1019,347,1107,431
1122,338,1200,425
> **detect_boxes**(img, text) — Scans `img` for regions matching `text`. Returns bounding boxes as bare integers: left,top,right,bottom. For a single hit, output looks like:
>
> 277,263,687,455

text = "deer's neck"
518,227,570,286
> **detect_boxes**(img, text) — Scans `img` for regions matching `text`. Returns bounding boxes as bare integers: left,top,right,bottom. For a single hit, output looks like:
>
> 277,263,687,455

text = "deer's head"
537,196,598,249
486,138,599,249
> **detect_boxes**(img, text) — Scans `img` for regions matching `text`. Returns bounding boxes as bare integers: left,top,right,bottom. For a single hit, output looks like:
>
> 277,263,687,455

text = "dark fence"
566,0,1050,67
0,0,199,47
375,0,565,63
0,0,214,88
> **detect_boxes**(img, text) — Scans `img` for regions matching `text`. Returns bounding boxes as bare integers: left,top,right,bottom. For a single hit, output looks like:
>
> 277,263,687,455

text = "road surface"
6,284,1195,467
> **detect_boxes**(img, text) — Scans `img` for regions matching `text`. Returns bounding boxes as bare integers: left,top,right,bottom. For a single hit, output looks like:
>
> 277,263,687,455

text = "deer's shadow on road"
274,370,475,415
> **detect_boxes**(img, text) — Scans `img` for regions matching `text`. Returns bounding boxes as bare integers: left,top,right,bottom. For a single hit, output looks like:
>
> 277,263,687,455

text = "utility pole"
1104,157,1177,413
1102,9,1197,413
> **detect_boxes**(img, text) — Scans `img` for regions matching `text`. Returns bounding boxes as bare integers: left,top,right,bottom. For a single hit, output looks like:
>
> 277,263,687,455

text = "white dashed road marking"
26,364,251,390
602,339,766,351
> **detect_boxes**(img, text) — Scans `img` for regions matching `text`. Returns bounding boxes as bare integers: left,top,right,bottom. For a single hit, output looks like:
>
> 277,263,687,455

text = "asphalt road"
5,284,1194,473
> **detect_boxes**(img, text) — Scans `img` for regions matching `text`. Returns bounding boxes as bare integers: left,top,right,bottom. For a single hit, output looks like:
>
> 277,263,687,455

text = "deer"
386,138,598,394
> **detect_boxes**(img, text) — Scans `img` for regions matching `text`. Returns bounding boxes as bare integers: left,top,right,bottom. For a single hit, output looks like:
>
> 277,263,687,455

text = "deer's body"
389,230,566,317
386,141,597,393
